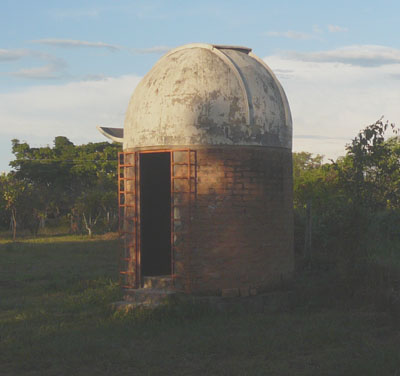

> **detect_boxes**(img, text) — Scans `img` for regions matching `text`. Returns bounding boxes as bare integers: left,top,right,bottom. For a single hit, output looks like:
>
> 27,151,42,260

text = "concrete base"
113,290,178,310
113,275,178,310
112,276,294,312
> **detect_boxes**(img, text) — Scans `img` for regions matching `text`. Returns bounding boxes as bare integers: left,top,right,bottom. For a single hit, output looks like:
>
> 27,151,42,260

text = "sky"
1,0,400,172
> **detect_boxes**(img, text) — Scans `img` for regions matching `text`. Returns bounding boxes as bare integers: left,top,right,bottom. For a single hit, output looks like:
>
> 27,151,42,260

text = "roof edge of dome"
163,43,252,57
248,52,292,129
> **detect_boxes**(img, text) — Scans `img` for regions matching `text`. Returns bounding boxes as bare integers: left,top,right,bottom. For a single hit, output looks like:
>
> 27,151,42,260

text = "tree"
293,152,338,209
0,173,27,239
293,152,344,263
9,137,121,235
337,118,399,210
74,190,103,237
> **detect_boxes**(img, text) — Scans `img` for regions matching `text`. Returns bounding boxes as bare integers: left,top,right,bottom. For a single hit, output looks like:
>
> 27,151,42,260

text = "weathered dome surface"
124,43,292,150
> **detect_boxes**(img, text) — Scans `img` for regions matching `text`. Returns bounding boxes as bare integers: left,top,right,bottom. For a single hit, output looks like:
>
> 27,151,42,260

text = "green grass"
1,235,400,375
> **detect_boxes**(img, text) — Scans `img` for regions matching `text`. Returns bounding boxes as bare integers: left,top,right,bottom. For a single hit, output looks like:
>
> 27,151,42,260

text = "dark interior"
140,152,171,276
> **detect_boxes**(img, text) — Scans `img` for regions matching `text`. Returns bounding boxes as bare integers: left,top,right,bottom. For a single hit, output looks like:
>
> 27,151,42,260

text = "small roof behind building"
97,126,123,143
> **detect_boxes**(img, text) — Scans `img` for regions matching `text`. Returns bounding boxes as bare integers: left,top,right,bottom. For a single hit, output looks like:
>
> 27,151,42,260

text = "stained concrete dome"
123,43,292,150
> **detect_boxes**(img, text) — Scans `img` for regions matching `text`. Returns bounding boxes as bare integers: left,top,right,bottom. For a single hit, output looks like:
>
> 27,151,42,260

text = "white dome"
123,43,292,150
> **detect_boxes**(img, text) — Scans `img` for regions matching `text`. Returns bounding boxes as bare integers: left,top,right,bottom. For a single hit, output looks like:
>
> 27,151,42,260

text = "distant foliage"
337,118,400,210
2,119,399,246
294,118,400,271
0,137,121,237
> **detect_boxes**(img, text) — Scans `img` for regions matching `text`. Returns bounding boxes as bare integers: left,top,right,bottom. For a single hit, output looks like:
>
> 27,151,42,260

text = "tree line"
293,118,400,271
1,119,399,248
0,136,121,238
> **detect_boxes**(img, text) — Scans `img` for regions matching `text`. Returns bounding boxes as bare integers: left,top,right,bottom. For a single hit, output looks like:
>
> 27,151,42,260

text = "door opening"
140,152,171,277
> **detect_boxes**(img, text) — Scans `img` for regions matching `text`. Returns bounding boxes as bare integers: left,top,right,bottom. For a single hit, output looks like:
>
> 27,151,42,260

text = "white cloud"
0,48,67,79
0,49,31,61
32,39,171,54
265,30,316,40
328,25,348,33
11,63,66,79
265,46,400,159
32,39,120,51
48,8,101,19
2,43,399,170
0,75,141,171
312,25,323,34
82,74,108,81
132,45,172,54
284,45,400,67
0,48,60,63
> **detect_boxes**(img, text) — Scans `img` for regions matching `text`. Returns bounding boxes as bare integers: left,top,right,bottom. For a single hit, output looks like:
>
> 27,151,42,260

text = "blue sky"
1,0,400,171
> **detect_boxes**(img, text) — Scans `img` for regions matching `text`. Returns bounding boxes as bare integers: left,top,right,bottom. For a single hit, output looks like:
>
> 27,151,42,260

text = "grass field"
1,235,400,375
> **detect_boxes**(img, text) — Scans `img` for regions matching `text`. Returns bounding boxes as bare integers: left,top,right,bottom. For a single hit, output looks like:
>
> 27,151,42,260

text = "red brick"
124,146,294,295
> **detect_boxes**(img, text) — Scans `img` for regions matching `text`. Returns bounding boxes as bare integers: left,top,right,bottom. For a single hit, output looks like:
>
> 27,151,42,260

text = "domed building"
99,43,293,297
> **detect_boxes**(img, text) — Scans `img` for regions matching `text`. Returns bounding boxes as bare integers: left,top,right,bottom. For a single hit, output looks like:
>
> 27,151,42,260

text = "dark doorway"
140,152,171,277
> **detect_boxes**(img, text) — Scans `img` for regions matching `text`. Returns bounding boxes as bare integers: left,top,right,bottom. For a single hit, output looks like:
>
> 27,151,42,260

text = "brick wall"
173,146,294,295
